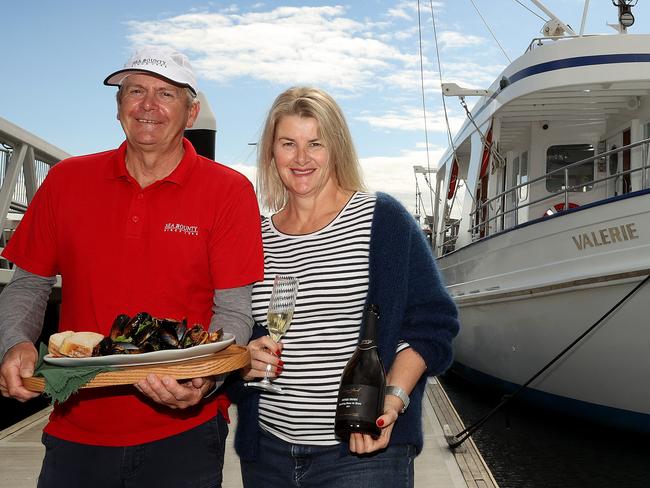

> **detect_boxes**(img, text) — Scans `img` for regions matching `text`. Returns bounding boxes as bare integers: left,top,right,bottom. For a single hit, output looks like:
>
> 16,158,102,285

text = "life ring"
544,202,579,217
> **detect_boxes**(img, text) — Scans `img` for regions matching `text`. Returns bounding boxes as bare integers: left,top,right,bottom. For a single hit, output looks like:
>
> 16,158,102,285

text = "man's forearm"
210,284,254,345
0,267,55,360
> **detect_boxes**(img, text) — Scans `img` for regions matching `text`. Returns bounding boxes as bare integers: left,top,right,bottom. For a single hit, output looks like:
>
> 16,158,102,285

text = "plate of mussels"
44,312,235,367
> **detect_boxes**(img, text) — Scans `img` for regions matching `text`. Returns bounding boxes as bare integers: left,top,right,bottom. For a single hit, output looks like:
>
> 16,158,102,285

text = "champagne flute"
245,275,299,393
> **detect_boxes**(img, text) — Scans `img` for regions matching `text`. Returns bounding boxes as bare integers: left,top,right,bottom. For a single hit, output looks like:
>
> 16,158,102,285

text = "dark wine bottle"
334,304,386,440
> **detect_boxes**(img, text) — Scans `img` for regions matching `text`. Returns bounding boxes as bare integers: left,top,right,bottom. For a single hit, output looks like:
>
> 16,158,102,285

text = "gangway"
0,116,69,278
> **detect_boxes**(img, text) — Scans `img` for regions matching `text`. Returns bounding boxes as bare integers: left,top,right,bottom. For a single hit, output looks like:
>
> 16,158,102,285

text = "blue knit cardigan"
228,192,459,460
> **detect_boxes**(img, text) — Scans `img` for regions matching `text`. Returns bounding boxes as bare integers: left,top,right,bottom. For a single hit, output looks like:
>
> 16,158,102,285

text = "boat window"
545,144,594,192
520,151,528,200
511,156,520,189
521,151,528,181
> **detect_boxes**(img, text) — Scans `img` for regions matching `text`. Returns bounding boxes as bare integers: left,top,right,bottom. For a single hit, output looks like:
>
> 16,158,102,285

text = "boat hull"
438,193,650,431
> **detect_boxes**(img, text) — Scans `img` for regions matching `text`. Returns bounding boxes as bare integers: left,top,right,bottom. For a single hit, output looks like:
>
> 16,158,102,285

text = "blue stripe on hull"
508,53,650,85
451,362,650,433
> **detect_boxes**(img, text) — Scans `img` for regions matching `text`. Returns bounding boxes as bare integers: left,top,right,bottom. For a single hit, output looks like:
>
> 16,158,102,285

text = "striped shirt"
251,191,376,445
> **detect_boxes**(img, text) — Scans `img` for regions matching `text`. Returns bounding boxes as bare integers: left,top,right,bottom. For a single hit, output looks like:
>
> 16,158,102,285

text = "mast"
579,0,590,36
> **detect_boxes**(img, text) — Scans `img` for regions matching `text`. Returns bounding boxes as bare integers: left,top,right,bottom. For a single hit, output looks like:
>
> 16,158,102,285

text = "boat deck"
0,378,497,488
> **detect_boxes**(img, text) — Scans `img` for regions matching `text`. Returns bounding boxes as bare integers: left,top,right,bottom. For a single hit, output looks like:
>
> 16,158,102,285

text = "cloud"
387,7,412,21
357,107,465,134
382,68,440,91
360,145,446,214
438,31,485,49
227,163,256,188
386,0,443,21
442,60,506,88
126,6,418,91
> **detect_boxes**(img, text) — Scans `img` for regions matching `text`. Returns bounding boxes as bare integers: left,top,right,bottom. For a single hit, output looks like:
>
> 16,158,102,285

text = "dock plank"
427,378,499,488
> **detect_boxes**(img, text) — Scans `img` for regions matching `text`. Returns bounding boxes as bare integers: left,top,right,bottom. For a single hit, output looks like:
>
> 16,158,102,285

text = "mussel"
140,335,163,352
208,329,223,343
123,312,159,346
157,318,187,349
93,336,114,357
181,325,209,348
109,314,131,341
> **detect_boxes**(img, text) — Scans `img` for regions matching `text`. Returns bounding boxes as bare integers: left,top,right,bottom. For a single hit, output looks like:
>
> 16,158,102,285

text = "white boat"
425,1,650,431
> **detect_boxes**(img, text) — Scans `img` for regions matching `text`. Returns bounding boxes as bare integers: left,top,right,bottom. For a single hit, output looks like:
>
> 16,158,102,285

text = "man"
0,46,263,487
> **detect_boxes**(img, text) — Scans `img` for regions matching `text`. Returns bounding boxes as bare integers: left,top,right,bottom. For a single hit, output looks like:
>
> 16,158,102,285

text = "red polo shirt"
3,139,263,446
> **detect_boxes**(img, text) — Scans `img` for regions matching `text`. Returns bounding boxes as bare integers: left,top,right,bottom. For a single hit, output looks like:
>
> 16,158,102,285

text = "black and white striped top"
251,191,376,445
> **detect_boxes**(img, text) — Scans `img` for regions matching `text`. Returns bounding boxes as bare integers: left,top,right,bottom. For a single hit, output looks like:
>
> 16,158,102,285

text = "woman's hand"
242,336,284,381
348,395,403,454
349,348,426,453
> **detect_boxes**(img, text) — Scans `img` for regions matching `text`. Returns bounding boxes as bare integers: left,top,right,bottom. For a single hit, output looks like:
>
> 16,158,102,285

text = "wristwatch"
386,385,410,414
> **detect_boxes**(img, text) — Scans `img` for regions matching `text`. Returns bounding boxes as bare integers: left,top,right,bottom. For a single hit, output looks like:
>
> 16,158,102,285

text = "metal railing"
526,34,599,52
0,145,51,211
0,116,69,246
437,138,650,255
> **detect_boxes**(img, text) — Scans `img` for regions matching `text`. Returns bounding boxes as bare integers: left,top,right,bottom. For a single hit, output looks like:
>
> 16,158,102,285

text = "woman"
231,87,459,487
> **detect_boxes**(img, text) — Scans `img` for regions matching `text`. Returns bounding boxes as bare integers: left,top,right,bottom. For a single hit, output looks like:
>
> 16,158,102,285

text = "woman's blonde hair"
257,86,365,211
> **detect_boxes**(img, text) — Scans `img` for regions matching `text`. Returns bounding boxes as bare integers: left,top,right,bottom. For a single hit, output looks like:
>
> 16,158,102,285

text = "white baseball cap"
104,46,198,95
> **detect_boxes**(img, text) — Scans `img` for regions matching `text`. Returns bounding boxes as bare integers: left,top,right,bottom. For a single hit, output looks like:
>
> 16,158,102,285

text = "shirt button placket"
126,192,145,238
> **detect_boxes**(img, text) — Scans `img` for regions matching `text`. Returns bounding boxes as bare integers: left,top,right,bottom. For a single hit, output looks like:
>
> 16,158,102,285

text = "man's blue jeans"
240,429,416,488
37,414,228,488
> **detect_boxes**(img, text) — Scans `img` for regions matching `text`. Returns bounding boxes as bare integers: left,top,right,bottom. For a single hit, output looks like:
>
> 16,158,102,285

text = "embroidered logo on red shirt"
163,223,199,236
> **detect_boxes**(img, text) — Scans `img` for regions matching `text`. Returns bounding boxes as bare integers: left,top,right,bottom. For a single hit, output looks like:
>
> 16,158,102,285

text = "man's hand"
135,375,217,409
0,342,40,401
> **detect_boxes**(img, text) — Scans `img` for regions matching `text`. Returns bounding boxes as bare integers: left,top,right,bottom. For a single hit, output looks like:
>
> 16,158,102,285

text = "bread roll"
48,331,75,357
59,332,105,358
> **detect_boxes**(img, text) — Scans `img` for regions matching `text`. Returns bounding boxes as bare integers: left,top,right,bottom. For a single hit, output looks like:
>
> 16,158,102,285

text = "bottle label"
336,384,381,420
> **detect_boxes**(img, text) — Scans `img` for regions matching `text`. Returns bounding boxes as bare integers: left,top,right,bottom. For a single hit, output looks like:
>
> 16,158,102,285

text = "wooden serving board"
23,344,249,392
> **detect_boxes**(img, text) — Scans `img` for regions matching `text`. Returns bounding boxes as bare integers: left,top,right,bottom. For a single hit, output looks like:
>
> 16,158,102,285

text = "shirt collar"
106,138,198,186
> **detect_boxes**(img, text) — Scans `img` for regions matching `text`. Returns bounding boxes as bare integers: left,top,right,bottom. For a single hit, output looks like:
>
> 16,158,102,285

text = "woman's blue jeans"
240,429,415,488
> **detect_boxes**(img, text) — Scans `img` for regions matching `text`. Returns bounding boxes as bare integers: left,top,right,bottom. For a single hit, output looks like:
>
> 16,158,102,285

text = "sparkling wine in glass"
267,309,294,342
245,275,299,393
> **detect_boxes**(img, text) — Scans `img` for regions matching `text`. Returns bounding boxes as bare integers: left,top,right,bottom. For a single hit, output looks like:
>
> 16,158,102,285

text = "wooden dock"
0,378,498,488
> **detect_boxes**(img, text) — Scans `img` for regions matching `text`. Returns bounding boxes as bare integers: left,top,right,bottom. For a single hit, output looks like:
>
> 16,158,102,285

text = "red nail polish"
276,366,283,374
377,418,384,427
278,360,285,366
275,349,282,356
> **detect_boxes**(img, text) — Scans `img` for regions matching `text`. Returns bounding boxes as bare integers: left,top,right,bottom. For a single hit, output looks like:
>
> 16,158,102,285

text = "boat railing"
437,138,650,254
526,34,600,52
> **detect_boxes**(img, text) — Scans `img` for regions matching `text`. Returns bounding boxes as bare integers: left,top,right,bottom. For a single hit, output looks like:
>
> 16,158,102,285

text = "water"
441,372,650,488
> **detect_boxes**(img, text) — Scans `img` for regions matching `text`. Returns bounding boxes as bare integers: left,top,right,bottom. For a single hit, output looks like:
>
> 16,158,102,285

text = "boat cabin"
435,34,650,257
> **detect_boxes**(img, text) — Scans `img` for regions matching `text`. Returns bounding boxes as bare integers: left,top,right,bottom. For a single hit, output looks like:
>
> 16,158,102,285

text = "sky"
3,0,650,215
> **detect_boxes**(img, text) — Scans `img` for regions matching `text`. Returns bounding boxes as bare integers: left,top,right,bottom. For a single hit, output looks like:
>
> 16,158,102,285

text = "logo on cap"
132,58,168,69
